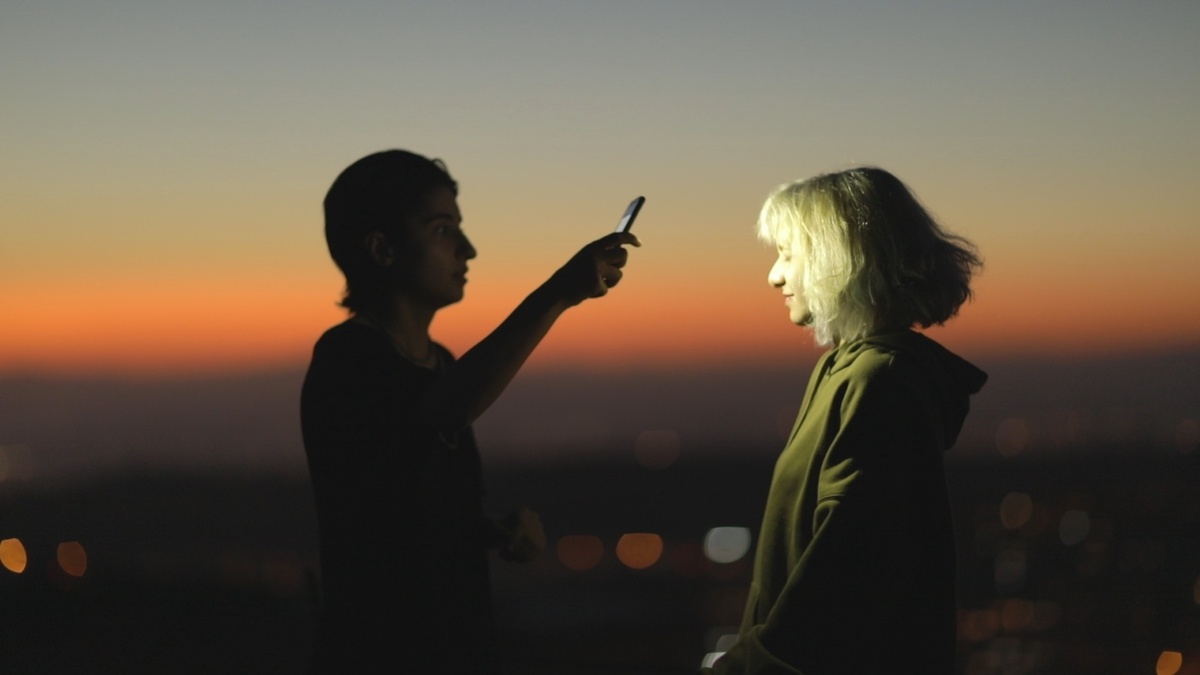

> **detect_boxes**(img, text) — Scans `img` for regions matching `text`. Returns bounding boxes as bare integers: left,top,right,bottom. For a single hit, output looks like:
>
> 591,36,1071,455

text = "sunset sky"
4,1,1199,378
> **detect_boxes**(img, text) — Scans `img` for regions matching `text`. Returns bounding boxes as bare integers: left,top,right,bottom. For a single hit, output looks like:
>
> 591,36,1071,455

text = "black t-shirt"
300,319,496,673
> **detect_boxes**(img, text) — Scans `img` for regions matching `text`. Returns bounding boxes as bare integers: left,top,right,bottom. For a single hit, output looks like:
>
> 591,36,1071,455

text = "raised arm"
420,231,639,429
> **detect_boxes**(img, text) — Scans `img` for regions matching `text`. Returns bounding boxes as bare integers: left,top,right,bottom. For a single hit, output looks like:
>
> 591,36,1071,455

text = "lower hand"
499,506,546,563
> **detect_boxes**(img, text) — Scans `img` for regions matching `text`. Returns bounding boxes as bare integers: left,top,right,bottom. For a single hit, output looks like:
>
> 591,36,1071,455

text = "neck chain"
359,312,438,368
394,337,438,368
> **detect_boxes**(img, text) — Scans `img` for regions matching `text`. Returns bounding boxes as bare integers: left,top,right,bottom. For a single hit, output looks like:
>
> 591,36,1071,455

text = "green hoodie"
706,330,987,674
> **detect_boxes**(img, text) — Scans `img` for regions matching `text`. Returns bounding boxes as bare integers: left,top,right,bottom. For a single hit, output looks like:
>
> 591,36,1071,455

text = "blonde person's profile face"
767,238,812,327
398,186,477,311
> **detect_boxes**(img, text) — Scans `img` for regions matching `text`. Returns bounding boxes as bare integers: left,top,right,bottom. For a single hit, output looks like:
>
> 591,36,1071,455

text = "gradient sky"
4,1,1199,378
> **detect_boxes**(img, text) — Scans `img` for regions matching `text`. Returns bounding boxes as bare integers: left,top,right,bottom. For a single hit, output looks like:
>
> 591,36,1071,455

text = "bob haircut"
324,149,458,313
758,167,981,346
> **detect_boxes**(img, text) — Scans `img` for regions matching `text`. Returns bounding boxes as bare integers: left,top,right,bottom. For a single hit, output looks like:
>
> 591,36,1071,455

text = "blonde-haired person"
703,167,986,674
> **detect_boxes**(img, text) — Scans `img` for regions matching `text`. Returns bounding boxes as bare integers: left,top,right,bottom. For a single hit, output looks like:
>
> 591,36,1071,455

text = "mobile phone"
615,196,645,233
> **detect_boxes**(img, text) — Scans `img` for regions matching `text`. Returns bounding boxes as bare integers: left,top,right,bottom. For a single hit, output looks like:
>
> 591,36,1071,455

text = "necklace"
358,312,438,368
393,336,438,368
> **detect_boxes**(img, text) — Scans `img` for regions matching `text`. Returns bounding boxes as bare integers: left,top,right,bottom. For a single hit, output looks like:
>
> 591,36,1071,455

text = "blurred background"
2,1,1198,673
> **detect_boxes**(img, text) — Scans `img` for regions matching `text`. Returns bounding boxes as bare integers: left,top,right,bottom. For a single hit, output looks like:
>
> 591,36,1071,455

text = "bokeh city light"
0,538,28,574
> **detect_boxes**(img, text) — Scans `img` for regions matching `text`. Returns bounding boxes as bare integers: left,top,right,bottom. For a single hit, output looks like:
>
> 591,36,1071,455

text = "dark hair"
323,149,458,313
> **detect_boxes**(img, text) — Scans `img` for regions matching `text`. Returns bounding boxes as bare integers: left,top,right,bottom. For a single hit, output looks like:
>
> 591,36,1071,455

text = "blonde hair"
758,167,982,346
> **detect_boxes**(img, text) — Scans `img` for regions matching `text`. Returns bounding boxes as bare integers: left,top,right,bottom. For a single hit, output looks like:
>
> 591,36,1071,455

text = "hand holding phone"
615,196,645,233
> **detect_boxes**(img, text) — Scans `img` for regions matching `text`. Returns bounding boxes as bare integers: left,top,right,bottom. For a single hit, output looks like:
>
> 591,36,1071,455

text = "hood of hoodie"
829,329,988,451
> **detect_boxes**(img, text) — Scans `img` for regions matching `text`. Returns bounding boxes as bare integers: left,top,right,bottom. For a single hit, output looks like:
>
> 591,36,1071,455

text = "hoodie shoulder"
829,330,987,451
836,330,986,394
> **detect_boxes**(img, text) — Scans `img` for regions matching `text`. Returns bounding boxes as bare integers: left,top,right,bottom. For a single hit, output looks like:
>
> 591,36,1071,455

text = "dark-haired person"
301,150,638,673
703,167,986,674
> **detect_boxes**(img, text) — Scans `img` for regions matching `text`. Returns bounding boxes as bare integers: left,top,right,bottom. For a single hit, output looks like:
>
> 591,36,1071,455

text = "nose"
768,257,786,288
459,231,478,260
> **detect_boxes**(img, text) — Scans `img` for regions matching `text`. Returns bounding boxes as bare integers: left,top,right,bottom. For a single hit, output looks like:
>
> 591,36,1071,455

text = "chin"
433,293,465,310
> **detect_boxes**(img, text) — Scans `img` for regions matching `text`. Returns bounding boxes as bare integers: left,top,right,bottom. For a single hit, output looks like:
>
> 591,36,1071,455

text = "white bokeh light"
703,527,752,564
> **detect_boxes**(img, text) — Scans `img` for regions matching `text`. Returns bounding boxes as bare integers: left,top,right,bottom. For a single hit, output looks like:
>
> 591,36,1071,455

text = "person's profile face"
767,236,813,327
394,186,476,311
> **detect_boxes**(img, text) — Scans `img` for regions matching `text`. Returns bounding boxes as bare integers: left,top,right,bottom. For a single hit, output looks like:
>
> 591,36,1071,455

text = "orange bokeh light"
56,541,88,577
615,533,663,570
1157,651,1183,675
556,535,604,572
0,538,28,574
957,608,1000,643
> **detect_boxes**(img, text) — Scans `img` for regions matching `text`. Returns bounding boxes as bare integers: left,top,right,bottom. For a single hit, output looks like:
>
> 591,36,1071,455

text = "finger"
603,269,624,289
603,247,629,268
595,232,641,249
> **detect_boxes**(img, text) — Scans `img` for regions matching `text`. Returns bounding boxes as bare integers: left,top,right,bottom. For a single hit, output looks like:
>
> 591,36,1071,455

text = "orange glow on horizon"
2,276,344,377
2,270,1198,378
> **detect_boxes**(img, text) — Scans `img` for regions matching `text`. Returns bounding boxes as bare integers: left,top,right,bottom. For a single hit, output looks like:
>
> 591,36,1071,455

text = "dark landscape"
3,350,1198,673
2,449,1198,674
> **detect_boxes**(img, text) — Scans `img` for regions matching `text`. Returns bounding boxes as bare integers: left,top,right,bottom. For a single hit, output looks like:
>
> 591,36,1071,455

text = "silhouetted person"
701,168,986,674
301,150,638,673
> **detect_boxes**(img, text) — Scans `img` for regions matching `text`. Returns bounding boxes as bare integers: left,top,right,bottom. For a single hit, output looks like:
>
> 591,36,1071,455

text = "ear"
364,231,395,267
